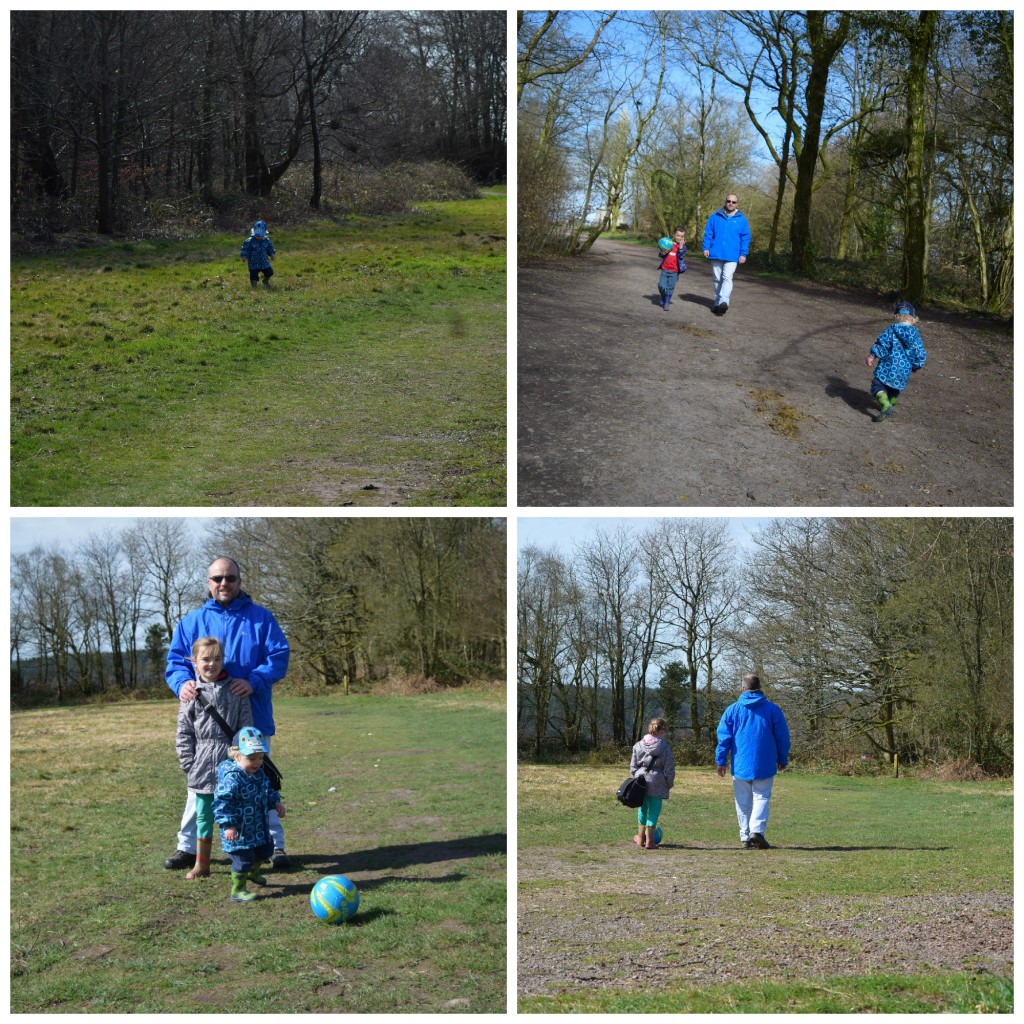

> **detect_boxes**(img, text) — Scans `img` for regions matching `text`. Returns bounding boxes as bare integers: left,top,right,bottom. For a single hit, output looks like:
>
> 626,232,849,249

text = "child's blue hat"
235,726,268,755
252,220,267,238
894,300,916,317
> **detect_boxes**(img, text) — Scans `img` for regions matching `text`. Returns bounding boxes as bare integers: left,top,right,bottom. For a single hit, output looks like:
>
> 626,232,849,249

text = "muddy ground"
517,841,1012,999
518,241,1012,506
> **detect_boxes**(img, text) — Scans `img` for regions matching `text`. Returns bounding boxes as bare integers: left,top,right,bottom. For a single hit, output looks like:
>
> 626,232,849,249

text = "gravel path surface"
518,842,1012,997
518,240,1013,506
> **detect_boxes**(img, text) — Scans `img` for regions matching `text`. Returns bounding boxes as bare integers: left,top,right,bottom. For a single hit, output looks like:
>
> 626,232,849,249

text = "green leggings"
195,793,214,840
637,797,663,828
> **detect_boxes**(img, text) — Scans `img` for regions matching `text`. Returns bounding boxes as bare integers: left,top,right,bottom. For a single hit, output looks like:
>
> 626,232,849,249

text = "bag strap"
195,689,282,787
194,690,236,743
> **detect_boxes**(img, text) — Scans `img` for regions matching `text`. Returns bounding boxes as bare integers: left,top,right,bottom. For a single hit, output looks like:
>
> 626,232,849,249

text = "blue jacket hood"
715,690,791,780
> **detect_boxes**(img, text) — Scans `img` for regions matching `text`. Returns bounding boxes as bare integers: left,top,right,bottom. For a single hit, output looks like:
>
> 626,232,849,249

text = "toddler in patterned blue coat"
214,726,286,903
240,220,276,287
865,300,927,421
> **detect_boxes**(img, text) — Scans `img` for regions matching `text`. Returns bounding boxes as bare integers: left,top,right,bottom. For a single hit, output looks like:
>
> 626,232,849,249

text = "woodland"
518,518,1012,774
12,518,506,705
12,10,506,240
518,10,1012,312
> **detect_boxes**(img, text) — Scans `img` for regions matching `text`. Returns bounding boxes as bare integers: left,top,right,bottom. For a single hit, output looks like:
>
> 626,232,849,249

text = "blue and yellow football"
310,875,360,924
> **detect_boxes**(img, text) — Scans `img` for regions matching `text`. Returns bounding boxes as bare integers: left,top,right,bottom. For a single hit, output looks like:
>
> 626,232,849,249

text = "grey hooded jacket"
629,734,676,799
176,675,253,793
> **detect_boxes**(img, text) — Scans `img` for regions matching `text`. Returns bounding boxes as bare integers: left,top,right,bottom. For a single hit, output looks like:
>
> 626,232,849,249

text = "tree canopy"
518,10,1013,313
518,518,1011,774
12,11,506,237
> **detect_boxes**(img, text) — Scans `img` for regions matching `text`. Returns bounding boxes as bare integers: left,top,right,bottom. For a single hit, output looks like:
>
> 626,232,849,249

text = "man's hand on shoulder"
179,681,197,702
229,677,254,697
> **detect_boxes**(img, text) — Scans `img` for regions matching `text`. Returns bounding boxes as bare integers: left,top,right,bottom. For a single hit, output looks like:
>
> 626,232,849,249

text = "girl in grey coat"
175,637,253,879
629,718,676,849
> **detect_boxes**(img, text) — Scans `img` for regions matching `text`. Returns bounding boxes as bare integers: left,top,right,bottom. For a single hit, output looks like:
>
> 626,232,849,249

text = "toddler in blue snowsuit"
865,300,927,421
240,220,276,287
214,726,285,903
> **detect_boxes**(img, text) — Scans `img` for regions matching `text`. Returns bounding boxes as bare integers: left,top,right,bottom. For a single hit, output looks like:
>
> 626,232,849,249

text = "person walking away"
629,718,676,849
865,300,927,422
701,194,750,316
715,674,790,849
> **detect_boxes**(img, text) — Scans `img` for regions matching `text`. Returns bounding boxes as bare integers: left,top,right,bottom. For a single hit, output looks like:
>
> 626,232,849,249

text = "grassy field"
11,690,506,1013
11,190,505,506
518,765,1012,1013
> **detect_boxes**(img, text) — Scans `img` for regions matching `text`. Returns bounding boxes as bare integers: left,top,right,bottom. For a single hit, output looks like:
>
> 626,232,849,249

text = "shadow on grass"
656,843,951,853
255,832,507,898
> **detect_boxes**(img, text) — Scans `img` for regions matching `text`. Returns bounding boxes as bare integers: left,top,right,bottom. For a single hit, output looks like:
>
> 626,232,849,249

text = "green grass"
519,971,1013,1013
11,690,506,1012
11,191,506,506
518,765,1012,1013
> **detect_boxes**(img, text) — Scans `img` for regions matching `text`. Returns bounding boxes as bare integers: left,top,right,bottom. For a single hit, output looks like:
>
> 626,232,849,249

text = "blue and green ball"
310,875,360,924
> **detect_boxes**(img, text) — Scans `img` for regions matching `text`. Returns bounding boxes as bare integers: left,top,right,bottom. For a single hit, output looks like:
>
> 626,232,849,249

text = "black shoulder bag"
194,691,283,792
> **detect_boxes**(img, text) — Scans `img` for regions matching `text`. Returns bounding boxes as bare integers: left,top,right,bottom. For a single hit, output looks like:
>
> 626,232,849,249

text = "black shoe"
718,303,729,315
749,833,772,849
742,839,755,849
711,303,722,315
164,849,194,869
271,849,291,871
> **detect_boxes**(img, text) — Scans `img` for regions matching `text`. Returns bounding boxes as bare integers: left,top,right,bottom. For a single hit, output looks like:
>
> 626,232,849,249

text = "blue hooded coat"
715,690,791,780
213,758,281,853
702,208,751,263
166,592,289,735
241,233,276,271
870,322,927,391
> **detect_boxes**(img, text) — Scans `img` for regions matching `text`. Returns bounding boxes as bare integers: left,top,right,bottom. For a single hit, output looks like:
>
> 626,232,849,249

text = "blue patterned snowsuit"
214,758,281,870
240,234,276,283
870,322,927,396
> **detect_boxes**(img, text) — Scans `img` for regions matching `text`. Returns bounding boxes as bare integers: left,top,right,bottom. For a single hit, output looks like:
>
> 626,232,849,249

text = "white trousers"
177,735,284,853
732,776,774,840
710,259,738,305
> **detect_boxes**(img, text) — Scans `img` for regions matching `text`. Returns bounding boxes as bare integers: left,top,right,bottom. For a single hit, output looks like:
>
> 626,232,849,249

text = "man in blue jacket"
715,673,790,849
164,556,291,870
701,193,751,316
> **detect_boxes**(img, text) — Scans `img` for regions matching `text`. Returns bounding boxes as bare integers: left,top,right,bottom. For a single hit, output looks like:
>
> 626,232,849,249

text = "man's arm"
714,710,733,774
774,707,792,767
244,611,291,694
166,620,197,700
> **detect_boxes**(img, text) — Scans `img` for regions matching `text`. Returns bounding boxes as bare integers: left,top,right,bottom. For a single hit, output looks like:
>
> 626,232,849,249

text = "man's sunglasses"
209,575,239,583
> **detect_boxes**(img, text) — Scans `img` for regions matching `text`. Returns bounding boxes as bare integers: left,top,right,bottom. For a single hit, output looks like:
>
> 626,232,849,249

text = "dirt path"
518,241,1012,506
517,842,1012,998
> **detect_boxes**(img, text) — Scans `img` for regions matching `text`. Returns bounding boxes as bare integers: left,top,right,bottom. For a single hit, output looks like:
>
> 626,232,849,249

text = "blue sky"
516,515,777,555
10,516,215,554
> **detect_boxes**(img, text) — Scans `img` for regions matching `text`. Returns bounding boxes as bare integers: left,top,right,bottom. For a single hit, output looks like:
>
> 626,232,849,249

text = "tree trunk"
902,11,939,303
790,13,849,274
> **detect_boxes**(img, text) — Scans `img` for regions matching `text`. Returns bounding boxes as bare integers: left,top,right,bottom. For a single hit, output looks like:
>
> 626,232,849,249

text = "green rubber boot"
873,392,892,421
248,861,267,886
230,872,256,903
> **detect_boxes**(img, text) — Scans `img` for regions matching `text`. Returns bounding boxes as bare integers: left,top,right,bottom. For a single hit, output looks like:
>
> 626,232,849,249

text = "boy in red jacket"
657,228,686,310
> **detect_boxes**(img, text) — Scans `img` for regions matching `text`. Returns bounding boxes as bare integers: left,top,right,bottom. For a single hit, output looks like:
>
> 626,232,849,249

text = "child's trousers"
870,377,902,402
658,270,679,300
227,842,274,873
637,796,663,828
